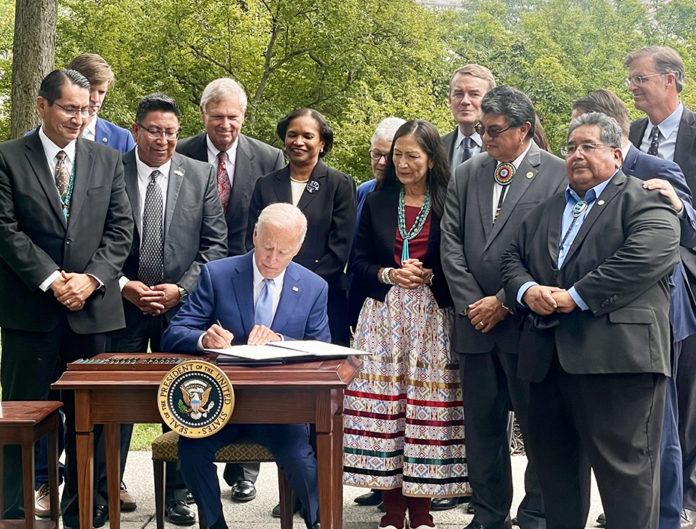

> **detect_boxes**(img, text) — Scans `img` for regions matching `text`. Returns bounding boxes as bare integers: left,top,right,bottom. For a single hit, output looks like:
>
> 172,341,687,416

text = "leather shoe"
271,499,301,518
464,517,512,529
682,508,696,529
354,489,382,506
93,505,108,528
597,512,606,527
34,483,51,518
230,480,256,502
466,502,475,514
431,497,462,511
165,500,196,526
120,481,137,512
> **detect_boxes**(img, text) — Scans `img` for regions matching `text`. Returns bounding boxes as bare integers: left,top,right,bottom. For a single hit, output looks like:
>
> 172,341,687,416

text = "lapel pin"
101,137,108,143
598,200,605,205
292,286,299,292
526,171,534,179
306,180,320,193
174,169,184,177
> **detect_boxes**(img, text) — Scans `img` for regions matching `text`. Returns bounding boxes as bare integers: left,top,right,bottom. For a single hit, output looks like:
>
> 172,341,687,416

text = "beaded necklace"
398,187,431,262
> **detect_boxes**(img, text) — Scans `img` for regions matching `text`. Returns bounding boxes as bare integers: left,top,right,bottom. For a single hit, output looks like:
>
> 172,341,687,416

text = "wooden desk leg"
105,424,121,529
75,391,94,529
332,409,344,529
316,428,333,529
48,425,60,522
22,440,35,529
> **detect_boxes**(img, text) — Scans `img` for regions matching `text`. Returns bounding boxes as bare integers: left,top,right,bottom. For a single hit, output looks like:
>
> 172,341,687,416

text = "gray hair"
256,203,307,248
371,117,406,146
200,78,248,113
567,112,622,149
481,85,535,138
624,46,685,93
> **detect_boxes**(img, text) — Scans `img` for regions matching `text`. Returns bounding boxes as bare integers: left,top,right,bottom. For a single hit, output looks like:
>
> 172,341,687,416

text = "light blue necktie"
254,278,274,327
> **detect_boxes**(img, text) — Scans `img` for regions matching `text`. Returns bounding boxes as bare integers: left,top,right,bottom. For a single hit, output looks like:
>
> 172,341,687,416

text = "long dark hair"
379,119,450,217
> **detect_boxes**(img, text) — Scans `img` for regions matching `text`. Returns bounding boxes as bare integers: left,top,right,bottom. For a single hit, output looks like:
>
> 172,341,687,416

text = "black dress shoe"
466,502,475,514
431,497,462,511
230,480,256,502
93,505,108,528
596,512,606,527
185,491,195,505
353,489,382,506
165,500,196,526
271,498,301,518
464,517,512,529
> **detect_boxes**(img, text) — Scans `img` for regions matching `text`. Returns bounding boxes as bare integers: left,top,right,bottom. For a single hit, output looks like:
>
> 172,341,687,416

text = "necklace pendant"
572,201,587,218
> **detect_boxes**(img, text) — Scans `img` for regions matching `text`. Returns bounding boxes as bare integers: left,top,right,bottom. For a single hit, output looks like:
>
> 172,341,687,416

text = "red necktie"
216,151,231,212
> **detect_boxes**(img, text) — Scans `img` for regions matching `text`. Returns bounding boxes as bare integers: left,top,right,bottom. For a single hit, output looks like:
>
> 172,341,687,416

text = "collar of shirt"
206,135,239,171
81,115,97,142
621,142,631,161
39,126,77,178
504,140,533,171
251,253,286,316
565,172,614,206
651,102,683,140
455,128,482,151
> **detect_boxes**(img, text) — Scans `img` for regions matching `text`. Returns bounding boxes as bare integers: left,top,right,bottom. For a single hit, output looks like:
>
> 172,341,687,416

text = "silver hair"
567,112,622,148
200,78,248,113
256,203,307,248
371,117,406,146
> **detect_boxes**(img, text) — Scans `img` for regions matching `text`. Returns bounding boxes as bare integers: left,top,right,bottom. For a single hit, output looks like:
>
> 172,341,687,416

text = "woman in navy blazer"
247,108,356,345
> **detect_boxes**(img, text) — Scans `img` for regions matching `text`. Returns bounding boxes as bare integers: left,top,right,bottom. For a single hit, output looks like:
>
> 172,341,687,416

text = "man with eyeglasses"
110,93,227,525
625,46,696,528
501,111,680,529
442,64,496,178
441,86,565,529
0,69,133,527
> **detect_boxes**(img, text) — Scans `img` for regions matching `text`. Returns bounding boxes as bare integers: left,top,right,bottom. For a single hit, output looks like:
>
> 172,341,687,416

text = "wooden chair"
151,431,294,529
0,401,62,529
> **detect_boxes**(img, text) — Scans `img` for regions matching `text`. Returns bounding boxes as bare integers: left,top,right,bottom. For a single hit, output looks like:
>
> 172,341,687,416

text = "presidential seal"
158,360,234,438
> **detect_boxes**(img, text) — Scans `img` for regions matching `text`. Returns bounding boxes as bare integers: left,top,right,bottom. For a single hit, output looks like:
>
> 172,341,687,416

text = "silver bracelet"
380,267,394,285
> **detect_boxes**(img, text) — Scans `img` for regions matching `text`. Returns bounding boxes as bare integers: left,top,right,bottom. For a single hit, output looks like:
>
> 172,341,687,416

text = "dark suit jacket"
629,105,696,194
0,132,133,333
95,117,135,153
246,160,356,289
120,151,228,311
350,184,451,309
176,133,285,256
501,171,680,381
441,128,458,165
161,252,331,352
440,143,566,355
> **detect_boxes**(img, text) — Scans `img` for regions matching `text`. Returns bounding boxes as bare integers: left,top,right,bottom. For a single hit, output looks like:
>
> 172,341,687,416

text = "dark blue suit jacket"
623,145,696,342
94,118,134,153
161,251,331,352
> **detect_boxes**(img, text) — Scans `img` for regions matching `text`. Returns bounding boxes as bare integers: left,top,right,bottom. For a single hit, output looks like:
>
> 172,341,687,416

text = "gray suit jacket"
440,142,566,354
176,133,284,255
120,151,228,303
0,132,133,333
502,171,680,381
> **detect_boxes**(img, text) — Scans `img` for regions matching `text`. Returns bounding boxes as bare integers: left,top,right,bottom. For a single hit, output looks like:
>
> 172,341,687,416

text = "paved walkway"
91,451,605,529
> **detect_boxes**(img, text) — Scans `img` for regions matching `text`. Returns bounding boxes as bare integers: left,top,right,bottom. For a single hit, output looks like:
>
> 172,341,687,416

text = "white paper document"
206,340,368,361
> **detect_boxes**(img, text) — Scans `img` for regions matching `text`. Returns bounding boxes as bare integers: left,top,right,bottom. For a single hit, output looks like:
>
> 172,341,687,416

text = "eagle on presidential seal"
179,379,216,420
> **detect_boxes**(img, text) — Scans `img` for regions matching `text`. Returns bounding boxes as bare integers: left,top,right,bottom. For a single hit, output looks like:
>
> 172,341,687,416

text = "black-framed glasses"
137,123,181,140
474,122,512,138
55,103,90,117
369,150,389,161
623,73,668,87
560,143,613,156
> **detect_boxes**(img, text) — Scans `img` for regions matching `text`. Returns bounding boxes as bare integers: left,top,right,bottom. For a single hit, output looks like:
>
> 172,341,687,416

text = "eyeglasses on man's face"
623,72,669,87
137,123,181,140
369,150,389,161
54,102,91,118
561,143,614,157
474,122,512,138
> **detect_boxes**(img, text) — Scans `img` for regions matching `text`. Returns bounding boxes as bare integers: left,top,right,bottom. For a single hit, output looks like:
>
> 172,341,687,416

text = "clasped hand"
390,259,433,289
122,281,180,316
468,296,509,333
51,271,98,311
522,285,577,315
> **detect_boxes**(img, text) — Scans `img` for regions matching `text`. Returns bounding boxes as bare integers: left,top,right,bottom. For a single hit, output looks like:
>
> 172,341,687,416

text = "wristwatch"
177,285,188,300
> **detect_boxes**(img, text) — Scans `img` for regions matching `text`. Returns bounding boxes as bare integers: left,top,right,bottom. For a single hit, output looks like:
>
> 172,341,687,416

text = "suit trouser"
103,305,188,504
222,462,260,486
0,323,107,525
459,349,545,529
527,355,665,529
179,424,319,527
659,339,683,529
678,334,696,510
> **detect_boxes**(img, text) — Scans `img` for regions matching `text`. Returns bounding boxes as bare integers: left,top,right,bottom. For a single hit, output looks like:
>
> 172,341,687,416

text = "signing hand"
247,325,282,346
468,295,508,333
643,178,683,212
202,323,235,349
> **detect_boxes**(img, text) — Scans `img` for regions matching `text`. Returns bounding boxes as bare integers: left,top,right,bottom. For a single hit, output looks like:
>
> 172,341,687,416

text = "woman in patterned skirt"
344,119,469,529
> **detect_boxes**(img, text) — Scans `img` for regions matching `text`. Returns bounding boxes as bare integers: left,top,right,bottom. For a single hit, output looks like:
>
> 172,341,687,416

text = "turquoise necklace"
59,165,76,222
398,187,431,262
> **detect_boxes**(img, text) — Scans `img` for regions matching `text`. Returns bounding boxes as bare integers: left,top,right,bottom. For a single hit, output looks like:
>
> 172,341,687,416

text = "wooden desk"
53,353,359,529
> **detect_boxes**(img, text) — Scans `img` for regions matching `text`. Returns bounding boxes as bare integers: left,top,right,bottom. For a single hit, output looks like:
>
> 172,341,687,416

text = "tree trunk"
10,0,57,139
